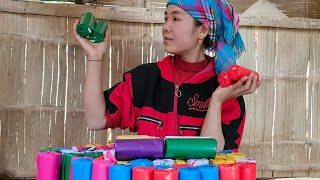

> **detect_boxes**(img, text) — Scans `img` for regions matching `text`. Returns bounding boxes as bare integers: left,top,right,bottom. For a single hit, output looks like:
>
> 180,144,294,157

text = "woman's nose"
162,21,171,33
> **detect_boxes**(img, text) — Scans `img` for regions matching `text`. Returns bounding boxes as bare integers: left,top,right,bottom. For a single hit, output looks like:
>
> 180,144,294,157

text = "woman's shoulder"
127,56,172,74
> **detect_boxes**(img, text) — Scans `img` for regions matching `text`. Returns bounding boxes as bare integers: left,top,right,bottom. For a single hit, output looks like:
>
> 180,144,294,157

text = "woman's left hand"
212,73,262,104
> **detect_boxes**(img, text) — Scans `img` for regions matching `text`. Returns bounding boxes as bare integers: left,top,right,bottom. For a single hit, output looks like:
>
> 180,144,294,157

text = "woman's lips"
163,37,172,44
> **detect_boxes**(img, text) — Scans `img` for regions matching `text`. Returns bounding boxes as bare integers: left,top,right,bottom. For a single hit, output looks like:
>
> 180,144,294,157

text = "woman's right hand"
73,19,110,60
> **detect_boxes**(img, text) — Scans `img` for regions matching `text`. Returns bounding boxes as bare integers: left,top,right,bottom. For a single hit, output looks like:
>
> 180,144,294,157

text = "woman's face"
162,5,202,55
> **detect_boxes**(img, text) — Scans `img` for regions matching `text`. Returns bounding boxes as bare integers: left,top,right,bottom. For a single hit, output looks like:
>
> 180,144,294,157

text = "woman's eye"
174,18,178,21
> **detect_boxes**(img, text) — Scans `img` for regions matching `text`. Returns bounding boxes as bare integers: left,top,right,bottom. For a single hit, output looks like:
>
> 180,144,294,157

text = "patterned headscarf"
167,0,245,75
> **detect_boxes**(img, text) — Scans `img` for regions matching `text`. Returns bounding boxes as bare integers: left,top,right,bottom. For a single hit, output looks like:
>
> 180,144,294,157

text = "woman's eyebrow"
164,10,183,15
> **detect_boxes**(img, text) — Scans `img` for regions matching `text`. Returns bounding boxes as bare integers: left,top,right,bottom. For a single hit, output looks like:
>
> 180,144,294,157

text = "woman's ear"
199,25,209,40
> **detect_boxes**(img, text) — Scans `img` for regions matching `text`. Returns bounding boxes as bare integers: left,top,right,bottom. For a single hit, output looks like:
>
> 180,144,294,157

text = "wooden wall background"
0,0,320,178
97,0,320,19
13,0,320,19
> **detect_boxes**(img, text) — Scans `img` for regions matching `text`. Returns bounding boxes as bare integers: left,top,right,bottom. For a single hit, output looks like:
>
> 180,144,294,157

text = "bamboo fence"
13,0,320,19
78,0,320,19
0,0,320,179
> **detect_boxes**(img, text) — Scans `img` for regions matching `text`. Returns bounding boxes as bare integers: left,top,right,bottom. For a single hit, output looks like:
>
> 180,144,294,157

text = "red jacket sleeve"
103,73,137,132
221,96,246,150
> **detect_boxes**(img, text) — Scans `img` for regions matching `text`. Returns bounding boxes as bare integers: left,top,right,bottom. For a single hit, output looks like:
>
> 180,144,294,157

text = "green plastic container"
164,137,217,159
76,12,96,38
89,20,108,43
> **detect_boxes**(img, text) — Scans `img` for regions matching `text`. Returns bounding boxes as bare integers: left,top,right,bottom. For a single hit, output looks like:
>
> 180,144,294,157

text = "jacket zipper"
137,116,163,130
179,125,202,132
174,84,182,135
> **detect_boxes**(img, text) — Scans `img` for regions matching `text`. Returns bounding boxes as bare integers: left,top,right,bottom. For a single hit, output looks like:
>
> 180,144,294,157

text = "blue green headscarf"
167,0,245,75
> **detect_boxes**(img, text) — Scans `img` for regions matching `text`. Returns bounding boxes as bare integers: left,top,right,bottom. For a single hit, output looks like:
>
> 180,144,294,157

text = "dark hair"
194,19,211,50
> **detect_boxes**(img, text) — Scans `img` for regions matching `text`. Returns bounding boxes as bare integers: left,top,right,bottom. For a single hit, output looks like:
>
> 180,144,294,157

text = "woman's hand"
73,19,110,60
213,73,262,104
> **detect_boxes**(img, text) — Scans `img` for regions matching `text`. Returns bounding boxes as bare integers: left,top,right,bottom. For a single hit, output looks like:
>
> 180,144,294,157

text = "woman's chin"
164,46,176,54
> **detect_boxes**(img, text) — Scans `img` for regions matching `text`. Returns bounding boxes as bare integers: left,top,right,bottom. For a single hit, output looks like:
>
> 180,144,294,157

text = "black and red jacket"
104,55,246,150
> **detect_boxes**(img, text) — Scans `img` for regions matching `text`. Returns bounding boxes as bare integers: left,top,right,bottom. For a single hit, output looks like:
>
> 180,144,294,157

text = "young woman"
73,0,261,151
